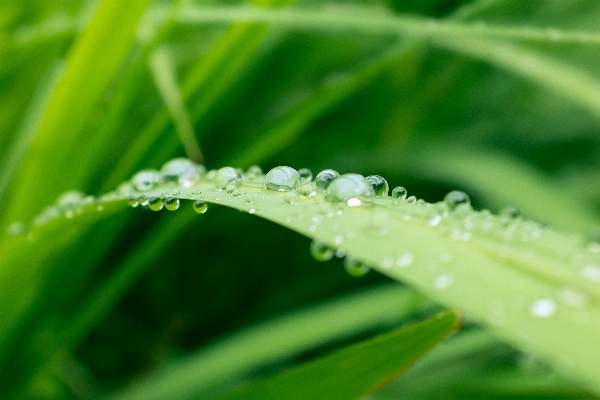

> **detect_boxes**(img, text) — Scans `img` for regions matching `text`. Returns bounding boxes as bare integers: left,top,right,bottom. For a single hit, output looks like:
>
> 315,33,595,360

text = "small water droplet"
335,248,346,258
382,257,394,268
56,191,85,209
581,264,600,282
131,169,160,191
248,208,256,214
429,215,442,226
315,169,339,192
391,186,407,200
334,235,344,245
344,256,370,277
310,240,334,261
444,190,470,211
128,196,139,207
434,274,453,289
138,195,149,206
298,183,316,197
396,252,413,267
530,298,556,318
226,183,237,193
164,197,180,211
214,167,241,190
501,205,521,219
246,165,263,179
406,195,416,204
298,168,313,182
365,175,389,197
326,174,374,205
284,191,299,204
264,166,300,192
193,200,208,214
148,197,164,211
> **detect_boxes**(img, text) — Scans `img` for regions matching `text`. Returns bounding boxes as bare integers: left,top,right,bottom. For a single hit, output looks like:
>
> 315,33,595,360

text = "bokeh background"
1,0,600,398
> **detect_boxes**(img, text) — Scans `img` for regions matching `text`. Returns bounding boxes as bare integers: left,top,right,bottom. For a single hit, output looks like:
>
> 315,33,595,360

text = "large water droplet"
310,240,334,262
391,186,407,200
214,167,241,190
315,169,339,192
366,175,389,197
444,190,470,211
298,168,313,182
193,200,208,214
530,298,556,318
264,166,300,192
160,158,202,187
164,197,180,211
148,197,164,211
343,256,370,277
326,174,375,206
131,169,160,191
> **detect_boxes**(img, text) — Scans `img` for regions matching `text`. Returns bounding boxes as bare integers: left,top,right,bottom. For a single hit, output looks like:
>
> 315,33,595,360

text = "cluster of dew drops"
15,158,600,325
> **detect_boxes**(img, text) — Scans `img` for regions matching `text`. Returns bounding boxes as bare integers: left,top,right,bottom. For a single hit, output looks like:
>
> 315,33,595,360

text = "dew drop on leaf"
325,174,374,205
246,165,263,179
315,169,339,192
138,195,149,206
309,240,334,262
366,175,389,197
213,167,241,190
343,256,370,277
298,183,316,197
530,298,556,318
444,190,470,211
193,200,208,214
160,158,202,187
391,186,407,200
406,195,416,204
164,197,180,211
128,196,139,207
148,197,164,211
131,169,160,191
264,166,300,192
298,168,313,182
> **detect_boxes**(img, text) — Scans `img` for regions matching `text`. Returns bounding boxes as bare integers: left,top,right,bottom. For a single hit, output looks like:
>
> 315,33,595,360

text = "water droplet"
315,169,339,192
344,256,370,277
248,208,256,214
501,205,521,219
226,183,237,193
326,174,374,206
214,167,241,190
264,166,300,192
406,195,416,204
444,190,470,211
131,169,160,191
160,158,201,187
310,240,334,261
298,168,313,182
284,191,298,204
396,252,413,267
246,165,263,179
366,175,389,197
581,264,600,282
391,186,407,200
128,196,139,207
148,197,164,211
530,298,556,318
56,191,85,209
164,197,180,211
429,215,442,226
298,183,316,197
193,200,208,214
382,257,394,268
138,195,149,206
434,274,453,289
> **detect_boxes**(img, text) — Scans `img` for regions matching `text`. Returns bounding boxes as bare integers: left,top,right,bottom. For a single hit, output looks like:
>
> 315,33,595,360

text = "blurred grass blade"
0,61,63,207
1,0,151,225
217,310,460,400
149,47,204,163
112,284,431,400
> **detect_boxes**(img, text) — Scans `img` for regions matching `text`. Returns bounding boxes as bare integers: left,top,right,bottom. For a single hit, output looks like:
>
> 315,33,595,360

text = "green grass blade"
112,284,431,400
217,310,460,400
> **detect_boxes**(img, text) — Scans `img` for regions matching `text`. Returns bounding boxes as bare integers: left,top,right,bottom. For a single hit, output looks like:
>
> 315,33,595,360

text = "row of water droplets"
17,159,600,325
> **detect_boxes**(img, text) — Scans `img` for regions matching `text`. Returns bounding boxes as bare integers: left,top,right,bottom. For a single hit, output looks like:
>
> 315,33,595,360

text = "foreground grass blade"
217,310,460,400
22,162,600,395
113,284,432,400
